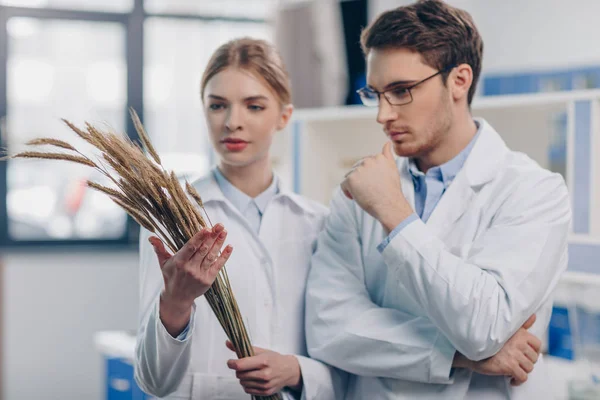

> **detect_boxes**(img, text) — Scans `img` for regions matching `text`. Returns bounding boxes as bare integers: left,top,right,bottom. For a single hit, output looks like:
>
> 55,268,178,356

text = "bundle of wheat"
1,109,281,400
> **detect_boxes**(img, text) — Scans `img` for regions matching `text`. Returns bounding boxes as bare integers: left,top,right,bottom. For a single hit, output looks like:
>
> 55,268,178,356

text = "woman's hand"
226,341,303,397
150,224,232,336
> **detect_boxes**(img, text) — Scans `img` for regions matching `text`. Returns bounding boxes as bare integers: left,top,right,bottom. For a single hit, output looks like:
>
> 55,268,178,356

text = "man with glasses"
305,1,570,399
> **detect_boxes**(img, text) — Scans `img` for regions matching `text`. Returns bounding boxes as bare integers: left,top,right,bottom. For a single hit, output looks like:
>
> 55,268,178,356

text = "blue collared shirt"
213,167,279,235
378,122,481,252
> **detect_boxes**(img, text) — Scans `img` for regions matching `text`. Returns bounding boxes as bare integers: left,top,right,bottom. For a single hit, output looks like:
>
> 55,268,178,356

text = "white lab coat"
305,119,571,399
134,172,347,400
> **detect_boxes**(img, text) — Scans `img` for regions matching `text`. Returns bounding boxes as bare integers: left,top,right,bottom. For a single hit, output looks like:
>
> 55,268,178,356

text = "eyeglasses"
356,65,456,107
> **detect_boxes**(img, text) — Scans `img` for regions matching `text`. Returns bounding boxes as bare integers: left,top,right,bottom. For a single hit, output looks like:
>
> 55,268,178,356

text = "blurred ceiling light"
8,58,54,103
1,0,48,7
144,65,173,107
7,17,39,38
86,61,125,104
48,215,73,238
144,0,276,18
8,186,56,220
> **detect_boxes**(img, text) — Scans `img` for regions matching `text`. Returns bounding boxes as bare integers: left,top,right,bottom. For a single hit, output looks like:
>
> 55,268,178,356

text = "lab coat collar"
397,118,508,236
190,168,323,216
397,118,508,192
464,118,509,187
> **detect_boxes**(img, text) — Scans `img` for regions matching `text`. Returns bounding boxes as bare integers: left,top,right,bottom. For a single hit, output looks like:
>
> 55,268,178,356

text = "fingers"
519,354,535,374
228,354,268,373
226,340,235,352
177,229,210,262
240,379,270,389
208,245,233,276
236,369,271,382
189,224,225,268
239,378,280,397
242,386,278,397
526,332,542,354
204,225,227,267
510,365,528,386
523,345,539,364
343,158,365,180
522,314,536,330
350,159,364,170
149,236,172,267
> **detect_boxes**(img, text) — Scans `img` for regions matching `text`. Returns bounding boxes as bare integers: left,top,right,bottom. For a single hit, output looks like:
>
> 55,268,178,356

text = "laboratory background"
0,0,599,399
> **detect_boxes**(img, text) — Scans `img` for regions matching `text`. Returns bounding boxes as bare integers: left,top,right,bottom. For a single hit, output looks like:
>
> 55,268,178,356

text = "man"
305,1,571,399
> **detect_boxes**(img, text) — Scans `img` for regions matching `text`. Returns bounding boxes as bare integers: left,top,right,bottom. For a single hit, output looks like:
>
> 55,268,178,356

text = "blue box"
106,357,152,400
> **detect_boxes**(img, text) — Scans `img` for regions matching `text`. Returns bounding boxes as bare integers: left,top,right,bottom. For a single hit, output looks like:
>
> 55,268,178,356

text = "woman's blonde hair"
200,37,291,105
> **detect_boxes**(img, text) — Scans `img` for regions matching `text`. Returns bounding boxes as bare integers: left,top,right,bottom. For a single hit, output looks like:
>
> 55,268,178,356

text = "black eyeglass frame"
356,65,457,107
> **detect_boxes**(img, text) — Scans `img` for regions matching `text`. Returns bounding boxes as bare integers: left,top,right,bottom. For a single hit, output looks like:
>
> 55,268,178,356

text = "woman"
134,38,346,400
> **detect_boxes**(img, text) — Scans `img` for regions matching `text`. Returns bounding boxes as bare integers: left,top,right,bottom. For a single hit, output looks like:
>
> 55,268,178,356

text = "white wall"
370,0,600,73
1,250,139,400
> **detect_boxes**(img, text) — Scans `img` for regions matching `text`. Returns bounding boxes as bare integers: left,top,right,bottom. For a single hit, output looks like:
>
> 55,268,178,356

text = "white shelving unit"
272,89,600,238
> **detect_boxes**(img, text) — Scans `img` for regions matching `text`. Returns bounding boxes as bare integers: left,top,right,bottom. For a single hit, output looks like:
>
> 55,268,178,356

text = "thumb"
253,346,268,355
522,314,536,330
382,141,395,161
148,236,171,267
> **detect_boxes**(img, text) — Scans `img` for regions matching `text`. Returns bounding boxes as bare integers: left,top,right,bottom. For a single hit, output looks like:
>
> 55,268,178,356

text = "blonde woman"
134,38,346,400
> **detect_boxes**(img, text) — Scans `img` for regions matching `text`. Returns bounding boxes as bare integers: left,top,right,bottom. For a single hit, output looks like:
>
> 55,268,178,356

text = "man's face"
366,47,454,159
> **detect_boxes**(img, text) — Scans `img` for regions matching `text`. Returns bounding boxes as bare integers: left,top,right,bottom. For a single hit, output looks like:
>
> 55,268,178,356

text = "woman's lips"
221,138,249,152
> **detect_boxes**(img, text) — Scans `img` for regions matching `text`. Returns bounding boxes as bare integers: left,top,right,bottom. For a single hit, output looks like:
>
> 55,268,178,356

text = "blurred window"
0,1,272,246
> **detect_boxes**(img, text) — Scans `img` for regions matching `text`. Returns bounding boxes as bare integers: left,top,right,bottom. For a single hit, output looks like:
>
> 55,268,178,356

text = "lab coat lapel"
425,171,474,238
424,119,509,238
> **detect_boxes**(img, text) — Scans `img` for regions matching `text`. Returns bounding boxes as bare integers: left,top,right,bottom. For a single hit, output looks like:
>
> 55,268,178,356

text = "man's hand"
341,142,412,231
226,341,302,397
453,315,541,386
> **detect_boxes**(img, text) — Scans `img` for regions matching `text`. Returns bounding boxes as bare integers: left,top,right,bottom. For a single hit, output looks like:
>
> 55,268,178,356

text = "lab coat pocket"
191,373,246,400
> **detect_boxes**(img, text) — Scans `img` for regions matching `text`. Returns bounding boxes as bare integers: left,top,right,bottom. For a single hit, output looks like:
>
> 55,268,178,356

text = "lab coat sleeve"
133,229,196,397
295,355,348,400
305,188,456,384
380,172,571,361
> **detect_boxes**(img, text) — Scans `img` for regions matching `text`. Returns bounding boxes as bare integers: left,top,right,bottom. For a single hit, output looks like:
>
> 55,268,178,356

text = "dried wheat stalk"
0,109,281,400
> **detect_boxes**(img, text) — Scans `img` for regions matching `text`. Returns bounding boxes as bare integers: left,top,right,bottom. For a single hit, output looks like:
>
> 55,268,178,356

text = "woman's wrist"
159,292,194,337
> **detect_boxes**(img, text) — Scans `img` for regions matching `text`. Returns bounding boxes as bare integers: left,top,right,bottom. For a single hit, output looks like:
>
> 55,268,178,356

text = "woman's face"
203,67,292,168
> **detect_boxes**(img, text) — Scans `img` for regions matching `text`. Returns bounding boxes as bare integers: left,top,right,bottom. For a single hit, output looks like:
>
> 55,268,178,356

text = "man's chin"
392,142,419,158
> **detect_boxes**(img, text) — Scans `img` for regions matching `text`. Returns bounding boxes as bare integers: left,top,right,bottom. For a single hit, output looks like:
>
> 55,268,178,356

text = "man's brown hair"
361,0,483,105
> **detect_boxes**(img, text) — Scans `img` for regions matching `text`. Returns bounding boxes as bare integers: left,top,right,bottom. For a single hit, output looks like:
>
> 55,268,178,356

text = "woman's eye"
248,104,264,111
209,103,225,110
